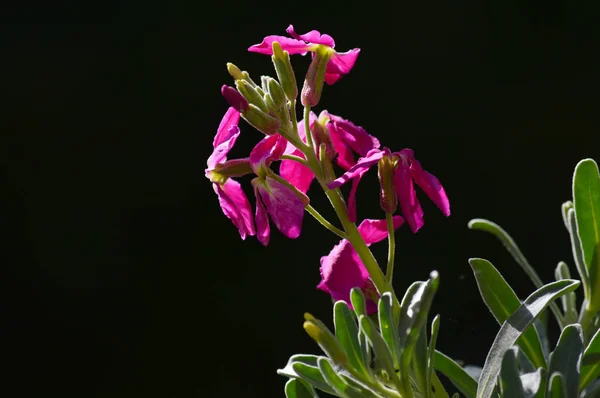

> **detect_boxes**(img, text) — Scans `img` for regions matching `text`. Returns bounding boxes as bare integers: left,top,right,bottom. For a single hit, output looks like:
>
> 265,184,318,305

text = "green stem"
289,99,298,136
304,105,315,149
280,154,307,165
305,205,347,239
385,212,396,285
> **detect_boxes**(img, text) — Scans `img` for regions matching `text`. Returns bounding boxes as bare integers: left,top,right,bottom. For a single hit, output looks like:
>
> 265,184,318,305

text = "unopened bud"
271,42,298,101
301,46,332,107
378,155,397,214
263,93,291,133
212,158,253,179
312,119,335,161
267,77,286,109
236,79,269,113
303,313,348,365
221,85,249,112
241,104,280,135
226,63,244,80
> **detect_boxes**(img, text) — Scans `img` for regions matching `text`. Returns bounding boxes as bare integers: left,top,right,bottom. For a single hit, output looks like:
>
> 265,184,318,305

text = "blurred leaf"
500,347,525,398
427,315,441,398
469,258,547,369
334,301,371,379
378,292,400,370
304,313,348,365
433,350,477,398
285,379,319,398
548,372,568,398
520,367,547,398
547,324,584,398
317,357,371,398
476,279,580,398
581,327,600,391
291,360,337,395
581,378,600,397
412,324,429,395
555,261,578,325
468,220,565,328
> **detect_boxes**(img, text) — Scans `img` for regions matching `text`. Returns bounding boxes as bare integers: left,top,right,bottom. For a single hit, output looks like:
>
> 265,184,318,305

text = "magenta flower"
279,112,317,194
317,216,404,314
248,25,360,85
328,148,450,233
326,112,381,171
250,134,306,246
206,107,255,239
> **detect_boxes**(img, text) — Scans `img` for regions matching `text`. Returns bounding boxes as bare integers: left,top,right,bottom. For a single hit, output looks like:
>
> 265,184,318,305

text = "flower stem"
280,154,307,165
290,99,298,136
304,105,315,150
305,205,347,239
385,212,396,285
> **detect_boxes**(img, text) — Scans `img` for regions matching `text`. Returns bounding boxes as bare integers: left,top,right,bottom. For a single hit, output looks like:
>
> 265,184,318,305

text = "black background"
2,1,600,397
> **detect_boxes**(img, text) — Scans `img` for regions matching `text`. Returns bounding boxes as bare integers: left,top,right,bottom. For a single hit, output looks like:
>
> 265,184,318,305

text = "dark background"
2,1,599,397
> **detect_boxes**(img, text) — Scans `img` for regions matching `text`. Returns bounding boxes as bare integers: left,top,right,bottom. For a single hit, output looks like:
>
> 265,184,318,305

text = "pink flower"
250,134,306,246
248,25,360,85
317,217,404,314
326,112,380,171
279,113,316,194
206,108,255,239
328,148,450,233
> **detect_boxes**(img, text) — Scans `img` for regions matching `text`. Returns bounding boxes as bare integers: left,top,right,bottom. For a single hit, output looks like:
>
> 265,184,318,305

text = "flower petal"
213,179,255,239
207,125,240,169
286,25,335,47
248,35,313,55
214,107,240,147
325,48,361,85
357,216,405,245
327,113,380,170
328,149,384,189
249,134,287,175
410,159,451,217
255,177,305,239
394,159,424,233
280,152,314,193
252,181,270,246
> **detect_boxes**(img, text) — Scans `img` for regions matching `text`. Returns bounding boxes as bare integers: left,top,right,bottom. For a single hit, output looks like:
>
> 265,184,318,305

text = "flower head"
248,25,360,85
317,217,404,314
206,108,255,239
328,148,450,233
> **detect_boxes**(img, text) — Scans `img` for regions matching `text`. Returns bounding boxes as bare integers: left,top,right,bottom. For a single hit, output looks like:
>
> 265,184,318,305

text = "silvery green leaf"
580,327,600,391
334,301,371,379
500,347,525,398
547,324,584,398
548,372,568,398
285,378,319,398
433,350,477,398
519,367,547,398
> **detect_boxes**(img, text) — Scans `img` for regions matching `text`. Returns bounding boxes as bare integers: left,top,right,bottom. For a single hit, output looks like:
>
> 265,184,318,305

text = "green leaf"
350,288,367,318
334,301,370,379
378,292,400,370
520,368,547,398
292,361,337,395
568,208,592,302
500,347,525,398
278,354,321,378
562,201,574,232
468,220,565,328
554,261,578,325
451,394,459,398
547,324,584,398
581,378,600,398
359,314,404,393
303,313,348,365
317,357,367,398
580,327,600,391
573,158,600,282
427,315,441,398
433,350,478,398
285,379,319,398
548,372,568,398
469,258,547,369
476,279,580,398
412,324,429,395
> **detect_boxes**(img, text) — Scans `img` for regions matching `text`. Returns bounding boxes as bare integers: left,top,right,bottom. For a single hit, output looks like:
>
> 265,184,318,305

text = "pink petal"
207,125,240,169
248,35,313,55
328,122,356,171
327,113,380,170
347,177,361,222
286,25,335,47
328,149,385,189
214,107,240,147
252,182,270,246
394,159,424,233
410,159,451,217
280,151,314,193
324,49,361,85
213,179,255,240
255,177,305,239
357,216,405,245
249,134,287,175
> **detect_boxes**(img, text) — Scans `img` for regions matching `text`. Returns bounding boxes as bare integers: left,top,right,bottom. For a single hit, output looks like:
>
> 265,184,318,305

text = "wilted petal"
328,149,385,189
213,107,240,147
207,125,240,169
357,216,405,245
255,177,305,239
248,35,314,55
213,179,255,239
249,134,287,175
410,159,451,217
280,153,314,193
325,49,361,85
252,180,270,246
394,159,424,233
286,25,335,47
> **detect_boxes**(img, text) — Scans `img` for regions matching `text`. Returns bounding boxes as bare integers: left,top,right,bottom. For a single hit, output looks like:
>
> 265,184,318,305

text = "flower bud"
266,77,286,109
221,85,249,112
301,46,332,107
226,62,244,80
377,155,398,214
211,158,253,181
264,93,291,134
303,313,348,365
236,79,269,113
312,118,336,161
241,104,280,135
271,42,298,101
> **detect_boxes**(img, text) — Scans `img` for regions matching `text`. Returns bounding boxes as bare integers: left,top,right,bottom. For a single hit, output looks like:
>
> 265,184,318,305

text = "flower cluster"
207,25,450,314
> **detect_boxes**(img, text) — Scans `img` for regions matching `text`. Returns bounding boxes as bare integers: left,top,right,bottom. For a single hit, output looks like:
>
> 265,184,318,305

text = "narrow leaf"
317,357,367,398
378,292,400,369
500,347,525,398
562,201,574,232
278,354,320,379
433,350,478,398
555,261,578,325
292,361,337,395
569,208,592,301
427,315,441,398
547,324,584,398
334,301,370,379
520,368,547,398
285,379,319,398
548,372,568,398
573,158,600,277
476,279,580,398
469,258,547,369
580,327,600,391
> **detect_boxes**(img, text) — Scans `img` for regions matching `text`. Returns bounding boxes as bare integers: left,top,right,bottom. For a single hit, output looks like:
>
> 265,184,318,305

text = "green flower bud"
235,79,269,113
271,42,298,101
226,62,244,80
241,104,280,136
378,155,398,214
267,77,286,109
301,46,332,107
